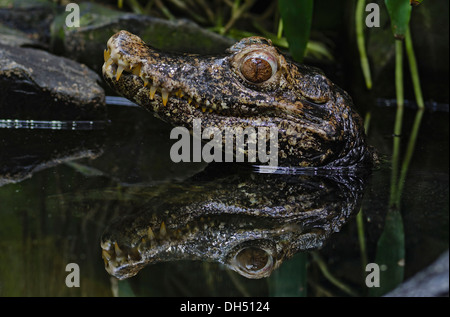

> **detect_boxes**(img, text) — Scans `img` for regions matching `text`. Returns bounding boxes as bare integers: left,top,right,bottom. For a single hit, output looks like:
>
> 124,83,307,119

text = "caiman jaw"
104,46,191,109
102,31,233,116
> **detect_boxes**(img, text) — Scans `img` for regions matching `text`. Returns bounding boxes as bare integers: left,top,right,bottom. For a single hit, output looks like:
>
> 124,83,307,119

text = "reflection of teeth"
160,221,167,237
102,249,111,261
147,227,155,240
114,242,123,257
101,215,221,272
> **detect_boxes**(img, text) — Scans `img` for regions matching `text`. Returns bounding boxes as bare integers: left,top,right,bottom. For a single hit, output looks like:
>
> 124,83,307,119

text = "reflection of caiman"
101,165,367,279
102,31,374,168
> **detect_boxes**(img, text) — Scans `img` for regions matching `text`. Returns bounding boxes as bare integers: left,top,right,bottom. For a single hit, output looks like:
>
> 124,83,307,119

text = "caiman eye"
240,51,278,83
233,247,274,277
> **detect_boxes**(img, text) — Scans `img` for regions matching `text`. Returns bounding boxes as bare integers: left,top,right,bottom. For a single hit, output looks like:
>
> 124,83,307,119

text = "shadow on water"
0,100,448,297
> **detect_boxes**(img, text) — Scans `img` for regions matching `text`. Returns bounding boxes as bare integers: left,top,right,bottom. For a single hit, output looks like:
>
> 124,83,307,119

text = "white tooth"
147,227,155,240
132,64,141,76
100,240,112,250
105,58,113,69
160,222,167,237
116,65,124,81
103,49,110,62
102,249,112,261
161,89,169,106
114,242,123,257
149,86,157,99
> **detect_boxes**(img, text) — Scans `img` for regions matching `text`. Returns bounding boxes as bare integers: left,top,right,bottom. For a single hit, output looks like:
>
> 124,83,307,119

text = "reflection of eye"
234,247,273,277
240,51,277,83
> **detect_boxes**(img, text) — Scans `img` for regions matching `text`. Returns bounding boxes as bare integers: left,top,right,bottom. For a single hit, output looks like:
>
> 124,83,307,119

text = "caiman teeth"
105,57,114,69
116,65,124,81
132,64,141,77
104,48,227,114
149,86,157,100
175,89,184,98
161,89,169,107
103,49,110,62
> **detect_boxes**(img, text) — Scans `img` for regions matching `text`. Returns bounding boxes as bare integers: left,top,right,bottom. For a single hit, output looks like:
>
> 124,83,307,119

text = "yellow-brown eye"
240,51,277,83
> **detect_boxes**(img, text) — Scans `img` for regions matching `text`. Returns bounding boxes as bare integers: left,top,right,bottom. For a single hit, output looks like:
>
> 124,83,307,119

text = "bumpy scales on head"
102,30,373,168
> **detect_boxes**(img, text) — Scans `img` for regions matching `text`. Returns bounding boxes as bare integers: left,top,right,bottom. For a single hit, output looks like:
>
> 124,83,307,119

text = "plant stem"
390,40,404,207
356,0,373,89
277,18,283,39
395,40,404,108
357,209,368,270
311,252,358,297
357,111,371,273
222,0,256,35
405,26,425,109
396,109,424,204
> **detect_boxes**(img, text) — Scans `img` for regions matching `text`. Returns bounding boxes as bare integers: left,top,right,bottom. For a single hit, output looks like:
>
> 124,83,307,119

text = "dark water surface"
0,102,448,297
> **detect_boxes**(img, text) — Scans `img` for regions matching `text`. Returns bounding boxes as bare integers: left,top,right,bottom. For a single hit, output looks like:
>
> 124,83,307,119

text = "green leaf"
278,0,313,63
268,252,307,296
385,0,412,39
370,207,405,296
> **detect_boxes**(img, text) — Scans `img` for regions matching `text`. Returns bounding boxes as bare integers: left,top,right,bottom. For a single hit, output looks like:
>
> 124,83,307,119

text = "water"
0,102,448,297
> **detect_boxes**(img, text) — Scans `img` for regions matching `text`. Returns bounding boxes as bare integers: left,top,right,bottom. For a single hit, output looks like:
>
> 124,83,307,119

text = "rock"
0,43,106,120
385,250,449,297
0,129,104,187
0,23,43,47
50,2,235,73
0,0,56,47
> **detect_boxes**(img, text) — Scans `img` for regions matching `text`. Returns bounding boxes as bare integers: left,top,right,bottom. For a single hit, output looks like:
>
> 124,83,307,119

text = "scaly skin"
100,165,367,279
102,31,373,168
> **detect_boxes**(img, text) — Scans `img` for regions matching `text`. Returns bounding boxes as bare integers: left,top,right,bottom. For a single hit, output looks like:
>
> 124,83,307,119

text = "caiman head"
102,30,372,168
100,170,366,280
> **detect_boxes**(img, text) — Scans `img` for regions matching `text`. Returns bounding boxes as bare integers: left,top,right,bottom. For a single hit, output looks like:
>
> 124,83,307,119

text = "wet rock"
0,129,104,187
0,43,106,120
385,250,449,297
0,23,43,47
50,2,235,72
0,0,56,47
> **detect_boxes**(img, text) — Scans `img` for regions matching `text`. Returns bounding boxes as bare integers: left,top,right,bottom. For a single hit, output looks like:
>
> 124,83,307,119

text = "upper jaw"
102,30,299,118
103,30,245,116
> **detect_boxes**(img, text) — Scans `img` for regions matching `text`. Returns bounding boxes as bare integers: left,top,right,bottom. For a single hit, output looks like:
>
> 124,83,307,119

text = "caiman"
102,30,373,168
100,165,367,279
100,31,373,280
